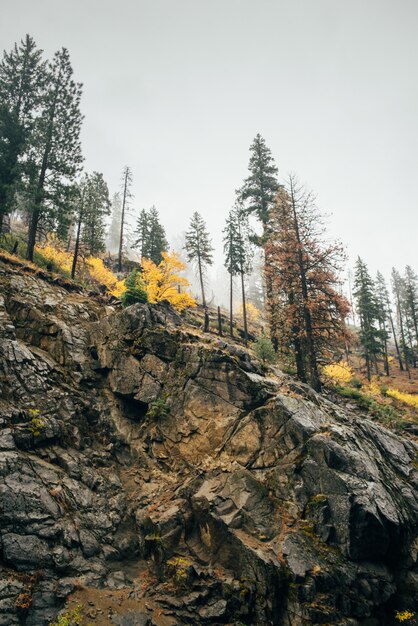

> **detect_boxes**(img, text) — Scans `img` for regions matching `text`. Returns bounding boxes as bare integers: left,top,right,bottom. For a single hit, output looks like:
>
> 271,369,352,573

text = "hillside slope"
0,259,417,626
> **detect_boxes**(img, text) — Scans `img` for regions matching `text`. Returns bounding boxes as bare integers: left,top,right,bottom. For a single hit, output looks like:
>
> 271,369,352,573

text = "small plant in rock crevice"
48,603,88,626
27,408,45,436
147,397,170,420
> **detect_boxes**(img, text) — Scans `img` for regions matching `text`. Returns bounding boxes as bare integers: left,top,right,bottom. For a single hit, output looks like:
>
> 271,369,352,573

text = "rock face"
0,259,417,626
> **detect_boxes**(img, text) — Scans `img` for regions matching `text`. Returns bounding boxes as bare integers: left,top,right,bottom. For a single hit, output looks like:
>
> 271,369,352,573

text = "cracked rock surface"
0,259,417,625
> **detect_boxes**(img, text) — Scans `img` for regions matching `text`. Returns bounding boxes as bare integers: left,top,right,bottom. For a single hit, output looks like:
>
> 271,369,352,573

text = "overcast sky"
1,0,418,282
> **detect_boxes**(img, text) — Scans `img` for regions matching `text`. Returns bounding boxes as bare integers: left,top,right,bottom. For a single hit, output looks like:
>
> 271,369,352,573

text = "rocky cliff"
0,258,417,626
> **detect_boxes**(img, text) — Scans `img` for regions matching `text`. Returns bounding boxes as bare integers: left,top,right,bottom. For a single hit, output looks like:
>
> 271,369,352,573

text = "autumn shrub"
386,388,418,409
323,361,354,384
49,604,85,626
395,610,415,623
141,251,196,311
237,301,262,326
28,408,44,436
166,557,192,592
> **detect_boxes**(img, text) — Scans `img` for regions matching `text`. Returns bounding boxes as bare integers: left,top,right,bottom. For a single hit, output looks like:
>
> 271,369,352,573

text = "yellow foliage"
237,301,262,325
35,240,125,297
86,257,125,297
141,251,196,311
323,361,354,384
36,242,73,274
395,610,415,622
386,388,418,408
368,377,382,397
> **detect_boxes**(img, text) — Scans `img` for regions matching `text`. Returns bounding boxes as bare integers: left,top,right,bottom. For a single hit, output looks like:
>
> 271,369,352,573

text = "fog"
2,0,418,301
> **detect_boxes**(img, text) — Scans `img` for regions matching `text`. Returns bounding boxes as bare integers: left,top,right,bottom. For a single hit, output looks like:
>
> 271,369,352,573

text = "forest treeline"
1,35,417,393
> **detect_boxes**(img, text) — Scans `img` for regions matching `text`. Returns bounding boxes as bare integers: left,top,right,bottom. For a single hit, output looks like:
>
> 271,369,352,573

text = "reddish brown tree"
265,176,349,391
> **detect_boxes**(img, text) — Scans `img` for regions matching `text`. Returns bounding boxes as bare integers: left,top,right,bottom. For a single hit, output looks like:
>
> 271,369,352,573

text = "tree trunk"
289,183,321,392
381,325,390,376
71,208,83,279
240,270,248,346
365,353,371,382
289,290,307,383
388,304,403,371
217,306,223,336
198,254,206,308
27,204,41,261
396,297,411,379
229,270,233,337
27,89,58,262
118,170,129,272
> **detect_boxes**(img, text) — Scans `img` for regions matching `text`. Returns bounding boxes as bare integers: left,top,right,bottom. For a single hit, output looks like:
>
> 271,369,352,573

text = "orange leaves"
141,251,196,311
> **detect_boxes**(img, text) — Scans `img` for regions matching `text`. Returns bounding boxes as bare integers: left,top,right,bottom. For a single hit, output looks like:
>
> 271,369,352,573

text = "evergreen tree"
134,206,168,264
134,208,149,260
404,265,418,359
121,269,148,307
184,212,213,308
70,172,110,278
392,268,411,376
147,206,168,264
223,203,253,341
353,258,382,380
253,333,276,365
375,271,391,376
118,166,132,271
239,134,279,229
238,134,279,337
0,105,24,230
26,47,83,260
107,192,121,253
0,35,45,231
81,172,110,255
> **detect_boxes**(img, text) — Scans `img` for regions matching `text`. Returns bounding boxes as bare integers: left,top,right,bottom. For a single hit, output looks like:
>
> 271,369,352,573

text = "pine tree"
404,266,418,361
239,134,279,229
375,271,391,375
133,206,168,264
107,192,122,253
26,47,83,260
223,204,252,341
70,172,110,278
0,35,45,231
392,268,411,376
238,134,279,339
118,166,132,271
121,269,148,307
81,172,110,256
134,208,149,260
0,105,24,230
353,258,382,380
71,175,87,279
184,212,213,308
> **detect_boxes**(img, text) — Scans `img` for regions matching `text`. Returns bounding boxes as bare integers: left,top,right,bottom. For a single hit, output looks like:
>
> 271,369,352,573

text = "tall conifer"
184,212,213,308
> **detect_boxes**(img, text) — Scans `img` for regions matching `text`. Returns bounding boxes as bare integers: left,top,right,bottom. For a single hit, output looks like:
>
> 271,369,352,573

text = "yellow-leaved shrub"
35,239,125,297
141,251,196,311
386,388,418,408
323,361,354,384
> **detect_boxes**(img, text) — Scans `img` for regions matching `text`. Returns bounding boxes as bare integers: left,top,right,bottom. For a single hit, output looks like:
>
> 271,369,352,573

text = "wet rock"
0,260,417,625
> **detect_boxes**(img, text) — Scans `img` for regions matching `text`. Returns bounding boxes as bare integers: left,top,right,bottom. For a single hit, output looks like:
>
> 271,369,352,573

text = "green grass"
334,384,408,430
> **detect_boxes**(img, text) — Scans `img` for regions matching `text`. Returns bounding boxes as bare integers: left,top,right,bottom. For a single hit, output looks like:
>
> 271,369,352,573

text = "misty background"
1,0,417,305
